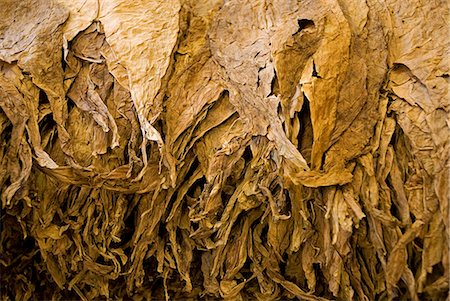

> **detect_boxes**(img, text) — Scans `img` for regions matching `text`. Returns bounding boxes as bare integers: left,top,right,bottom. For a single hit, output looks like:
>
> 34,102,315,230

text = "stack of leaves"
1,0,448,300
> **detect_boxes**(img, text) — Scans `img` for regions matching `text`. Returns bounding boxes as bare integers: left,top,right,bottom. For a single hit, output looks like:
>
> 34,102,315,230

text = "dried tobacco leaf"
0,0,448,300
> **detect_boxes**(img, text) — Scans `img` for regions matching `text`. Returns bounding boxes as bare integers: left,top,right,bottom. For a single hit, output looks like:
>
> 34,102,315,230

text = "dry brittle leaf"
0,0,448,300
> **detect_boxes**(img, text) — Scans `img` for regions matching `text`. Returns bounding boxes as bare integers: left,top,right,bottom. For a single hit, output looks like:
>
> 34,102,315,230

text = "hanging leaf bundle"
0,0,448,300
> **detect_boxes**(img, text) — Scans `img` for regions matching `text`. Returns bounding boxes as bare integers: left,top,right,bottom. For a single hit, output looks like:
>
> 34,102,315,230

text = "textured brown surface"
0,0,449,300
